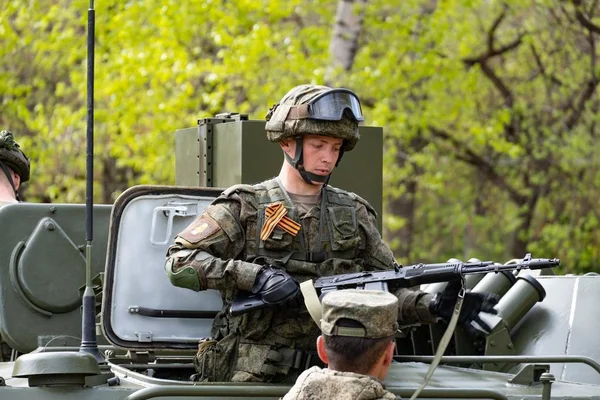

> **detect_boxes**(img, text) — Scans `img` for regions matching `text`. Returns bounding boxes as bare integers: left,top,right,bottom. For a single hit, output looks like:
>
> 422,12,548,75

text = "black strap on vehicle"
128,306,218,319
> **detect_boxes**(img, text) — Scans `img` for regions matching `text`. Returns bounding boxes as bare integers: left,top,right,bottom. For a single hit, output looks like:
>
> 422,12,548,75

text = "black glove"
429,281,499,338
251,267,303,309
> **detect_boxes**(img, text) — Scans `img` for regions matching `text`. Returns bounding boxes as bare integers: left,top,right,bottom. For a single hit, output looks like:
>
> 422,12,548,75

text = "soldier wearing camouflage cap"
283,290,399,400
0,130,30,205
164,84,495,383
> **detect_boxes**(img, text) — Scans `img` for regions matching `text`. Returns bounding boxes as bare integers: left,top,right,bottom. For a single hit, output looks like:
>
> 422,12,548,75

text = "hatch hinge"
126,350,156,363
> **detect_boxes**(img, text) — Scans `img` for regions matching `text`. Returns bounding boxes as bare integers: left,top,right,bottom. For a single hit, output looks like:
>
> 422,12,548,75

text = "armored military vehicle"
0,115,599,400
0,1,599,397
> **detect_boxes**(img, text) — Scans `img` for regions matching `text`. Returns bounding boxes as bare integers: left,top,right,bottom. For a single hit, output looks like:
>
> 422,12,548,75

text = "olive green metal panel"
174,127,200,187
175,119,383,230
2,356,600,398
212,120,244,187
331,126,383,230
511,276,600,385
0,203,111,353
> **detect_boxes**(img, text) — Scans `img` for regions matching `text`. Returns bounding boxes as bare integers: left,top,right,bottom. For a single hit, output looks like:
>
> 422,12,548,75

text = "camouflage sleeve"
165,190,262,297
354,196,437,324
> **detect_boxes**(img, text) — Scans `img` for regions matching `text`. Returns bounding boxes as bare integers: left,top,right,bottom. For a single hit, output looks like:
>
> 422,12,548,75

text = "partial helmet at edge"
0,130,30,183
265,84,361,151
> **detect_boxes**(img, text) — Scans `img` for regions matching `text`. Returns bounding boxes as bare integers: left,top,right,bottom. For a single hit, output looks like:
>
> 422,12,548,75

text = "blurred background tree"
0,0,598,273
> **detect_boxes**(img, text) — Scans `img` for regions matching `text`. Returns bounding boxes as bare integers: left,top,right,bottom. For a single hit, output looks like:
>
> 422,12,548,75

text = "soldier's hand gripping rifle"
229,253,559,316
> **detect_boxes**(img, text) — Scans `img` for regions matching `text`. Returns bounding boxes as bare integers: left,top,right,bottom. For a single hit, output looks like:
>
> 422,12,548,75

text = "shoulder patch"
177,214,220,244
222,184,255,198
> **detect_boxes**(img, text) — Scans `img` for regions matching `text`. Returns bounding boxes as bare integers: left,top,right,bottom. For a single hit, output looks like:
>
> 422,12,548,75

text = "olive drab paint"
174,114,384,230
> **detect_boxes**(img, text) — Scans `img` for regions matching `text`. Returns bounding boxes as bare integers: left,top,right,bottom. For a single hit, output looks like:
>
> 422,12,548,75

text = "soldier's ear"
279,138,294,154
12,170,20,190
316,335,329,364
382,340,395,367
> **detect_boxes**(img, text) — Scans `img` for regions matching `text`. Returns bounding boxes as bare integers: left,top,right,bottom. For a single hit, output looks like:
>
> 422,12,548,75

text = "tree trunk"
329,0,367,71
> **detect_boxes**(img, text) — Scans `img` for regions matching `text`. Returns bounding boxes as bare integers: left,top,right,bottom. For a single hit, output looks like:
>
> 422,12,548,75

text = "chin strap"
0,160,19,201
284,137,347,186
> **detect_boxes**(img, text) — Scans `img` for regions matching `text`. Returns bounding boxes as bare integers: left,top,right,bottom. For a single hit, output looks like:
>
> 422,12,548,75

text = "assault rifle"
229,253,559,316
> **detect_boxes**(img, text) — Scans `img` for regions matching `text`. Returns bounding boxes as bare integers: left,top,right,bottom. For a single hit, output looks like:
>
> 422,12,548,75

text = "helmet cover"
265,84,361,151
0,130,30,183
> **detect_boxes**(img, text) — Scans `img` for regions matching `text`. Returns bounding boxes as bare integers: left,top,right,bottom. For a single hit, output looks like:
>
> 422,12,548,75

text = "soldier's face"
301,135,343,176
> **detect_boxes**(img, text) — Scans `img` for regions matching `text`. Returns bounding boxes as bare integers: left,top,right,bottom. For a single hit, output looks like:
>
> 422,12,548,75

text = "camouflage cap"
265,84,360,151
321,289,399,339
0,130,30,182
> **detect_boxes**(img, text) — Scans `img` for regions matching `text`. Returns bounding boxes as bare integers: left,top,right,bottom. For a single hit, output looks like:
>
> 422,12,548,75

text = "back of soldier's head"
0,130,30,183
320,290,398,373
0,130,31,201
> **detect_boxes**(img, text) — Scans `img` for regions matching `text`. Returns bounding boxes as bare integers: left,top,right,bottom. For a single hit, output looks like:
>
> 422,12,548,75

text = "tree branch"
461,9,525,108
481,61,515,107
529,43,564,87
575,9,600,34
562,6,600,130
429,127,528,206
463,34,525,66
488,6,508,51
564,79,600,129
574,1,600,34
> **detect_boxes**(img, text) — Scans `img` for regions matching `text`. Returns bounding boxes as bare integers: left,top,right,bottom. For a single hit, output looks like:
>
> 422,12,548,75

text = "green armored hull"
0,186,599,399
1,354,599,399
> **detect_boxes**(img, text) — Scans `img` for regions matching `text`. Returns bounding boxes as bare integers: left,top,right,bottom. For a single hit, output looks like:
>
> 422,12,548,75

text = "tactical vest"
202,178,367,382
243,178,362,265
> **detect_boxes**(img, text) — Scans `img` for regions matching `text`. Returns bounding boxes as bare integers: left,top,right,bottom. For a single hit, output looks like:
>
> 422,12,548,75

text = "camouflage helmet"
265,84,362,151
0,130,30,183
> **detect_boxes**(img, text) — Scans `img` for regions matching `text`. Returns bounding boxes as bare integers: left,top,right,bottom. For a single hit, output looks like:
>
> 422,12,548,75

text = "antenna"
79,0,103,362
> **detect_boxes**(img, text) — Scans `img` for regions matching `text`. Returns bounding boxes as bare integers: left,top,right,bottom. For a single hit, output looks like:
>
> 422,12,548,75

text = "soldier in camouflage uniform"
283,289,400,400
0,130,30,205
165,84,498,383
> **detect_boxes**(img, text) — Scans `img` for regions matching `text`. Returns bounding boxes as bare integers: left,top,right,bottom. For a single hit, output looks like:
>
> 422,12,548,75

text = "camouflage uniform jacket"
282,366,398,400
166,178,434,382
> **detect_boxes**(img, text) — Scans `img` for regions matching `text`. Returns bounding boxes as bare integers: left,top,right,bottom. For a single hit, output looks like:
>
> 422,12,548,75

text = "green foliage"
1,0,599,272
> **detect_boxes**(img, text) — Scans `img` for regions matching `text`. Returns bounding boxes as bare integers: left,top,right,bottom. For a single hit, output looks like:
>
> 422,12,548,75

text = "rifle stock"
229,253,559,316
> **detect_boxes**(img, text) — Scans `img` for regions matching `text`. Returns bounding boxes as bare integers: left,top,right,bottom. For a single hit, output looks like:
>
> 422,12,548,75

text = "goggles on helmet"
287,89,364,122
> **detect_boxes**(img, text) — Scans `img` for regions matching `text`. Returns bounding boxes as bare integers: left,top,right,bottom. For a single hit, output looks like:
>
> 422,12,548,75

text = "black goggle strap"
0,160,18,200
